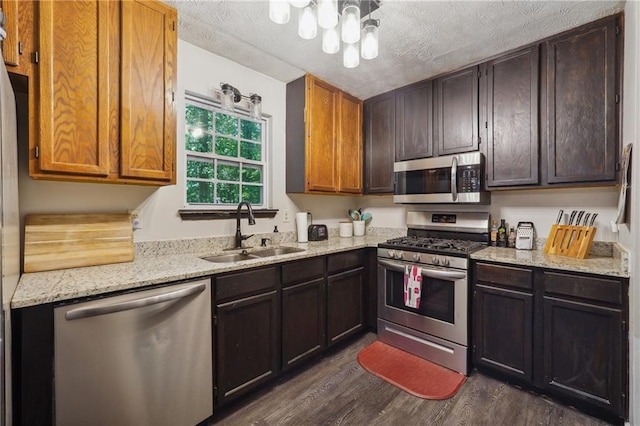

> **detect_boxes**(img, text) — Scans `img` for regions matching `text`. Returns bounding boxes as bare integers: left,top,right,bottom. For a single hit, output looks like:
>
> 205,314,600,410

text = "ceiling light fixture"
269,0,380,69
218,83,263,120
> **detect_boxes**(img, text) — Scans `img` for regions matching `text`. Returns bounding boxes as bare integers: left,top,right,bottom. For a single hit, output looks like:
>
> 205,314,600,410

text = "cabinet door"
337,92,363,193
542,296,623,417
37,0,113,176
305,75,338,192
396,80,433,160
473,284,533,383
327,267,364,346
545,18,618,184
2,0,33,76
363,92,395,194
282,278,326,370
434,66,479,156
486,47,539,187
120,0,176,182
216,290,280,406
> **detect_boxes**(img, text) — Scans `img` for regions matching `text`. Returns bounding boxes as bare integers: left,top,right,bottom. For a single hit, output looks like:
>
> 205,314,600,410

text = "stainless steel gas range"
377,211,490,375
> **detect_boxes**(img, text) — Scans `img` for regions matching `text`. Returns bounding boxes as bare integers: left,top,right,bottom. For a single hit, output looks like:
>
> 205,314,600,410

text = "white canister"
353,220,365,236
339,221,353,237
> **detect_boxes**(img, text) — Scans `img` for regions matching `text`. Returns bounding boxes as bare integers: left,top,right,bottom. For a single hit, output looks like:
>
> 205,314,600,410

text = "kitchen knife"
568,210,577,226
582,213,591,226
555,209,564,225
589,213,598,227
575,211,585,226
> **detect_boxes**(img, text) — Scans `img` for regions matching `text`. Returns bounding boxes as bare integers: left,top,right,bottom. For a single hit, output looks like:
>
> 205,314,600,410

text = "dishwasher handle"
65,283,207,321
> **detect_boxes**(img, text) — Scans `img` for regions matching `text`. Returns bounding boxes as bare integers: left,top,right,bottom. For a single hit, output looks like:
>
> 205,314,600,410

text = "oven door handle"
378,259,466,280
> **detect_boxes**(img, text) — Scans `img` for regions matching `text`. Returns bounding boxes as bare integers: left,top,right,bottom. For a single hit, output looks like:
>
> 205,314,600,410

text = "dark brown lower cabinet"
472,261,628,422
214,267,280,406
327,267,364,347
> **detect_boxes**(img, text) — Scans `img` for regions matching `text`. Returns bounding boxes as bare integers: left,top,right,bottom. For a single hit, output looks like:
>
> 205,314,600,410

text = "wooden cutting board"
24,214,133,273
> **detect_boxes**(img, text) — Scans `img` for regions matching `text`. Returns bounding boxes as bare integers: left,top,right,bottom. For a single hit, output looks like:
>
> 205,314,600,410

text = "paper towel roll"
296,212,309,242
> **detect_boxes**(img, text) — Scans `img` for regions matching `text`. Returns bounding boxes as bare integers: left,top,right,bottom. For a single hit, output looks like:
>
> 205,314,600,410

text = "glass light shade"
298,5,317,39
341,0,360,44
322,26,340,54
221,84,235,111
361,19,379,59
289,0,310,8
317,0,338,29
343,42,359,68
269,0,290,24
250,94,262,119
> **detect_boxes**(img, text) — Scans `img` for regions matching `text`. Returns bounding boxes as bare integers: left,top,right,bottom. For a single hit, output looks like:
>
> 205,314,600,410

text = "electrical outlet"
283,210,290,223
128,209,142,230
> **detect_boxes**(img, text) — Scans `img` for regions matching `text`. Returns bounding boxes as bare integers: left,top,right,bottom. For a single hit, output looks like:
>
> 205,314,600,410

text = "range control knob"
442,258,450,267
396,251,404,260
432,257,440,265
387,250,396,258
413,253,421,262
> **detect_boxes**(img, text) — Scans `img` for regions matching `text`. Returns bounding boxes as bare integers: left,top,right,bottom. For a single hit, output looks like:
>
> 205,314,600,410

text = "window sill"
179,208,279,221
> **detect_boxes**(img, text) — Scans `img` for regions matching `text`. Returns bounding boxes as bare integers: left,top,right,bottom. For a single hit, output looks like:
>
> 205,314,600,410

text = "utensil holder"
543,225,597,259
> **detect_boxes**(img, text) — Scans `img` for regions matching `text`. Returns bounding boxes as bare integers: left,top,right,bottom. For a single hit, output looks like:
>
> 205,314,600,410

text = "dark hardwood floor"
211,333,613,425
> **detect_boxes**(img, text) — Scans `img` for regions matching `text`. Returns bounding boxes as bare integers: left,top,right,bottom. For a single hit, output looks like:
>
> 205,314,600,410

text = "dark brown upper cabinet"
434,65,479,156
395,80,433,160
485,46,540,188
363,91,395,194
543,16,619,184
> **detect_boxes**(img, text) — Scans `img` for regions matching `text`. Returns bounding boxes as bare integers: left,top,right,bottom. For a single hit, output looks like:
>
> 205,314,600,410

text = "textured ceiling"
164,0,625,100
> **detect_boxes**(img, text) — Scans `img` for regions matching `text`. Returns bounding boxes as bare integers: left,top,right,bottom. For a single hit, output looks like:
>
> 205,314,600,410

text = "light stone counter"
12,235,392,309
471,246,629,278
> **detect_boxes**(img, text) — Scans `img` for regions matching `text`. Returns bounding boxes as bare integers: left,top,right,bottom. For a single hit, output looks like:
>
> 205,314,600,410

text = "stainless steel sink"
252,247,306,257
201,252,259,263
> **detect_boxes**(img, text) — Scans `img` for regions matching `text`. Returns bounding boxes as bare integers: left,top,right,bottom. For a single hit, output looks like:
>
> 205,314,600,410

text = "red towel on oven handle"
404,265,422,308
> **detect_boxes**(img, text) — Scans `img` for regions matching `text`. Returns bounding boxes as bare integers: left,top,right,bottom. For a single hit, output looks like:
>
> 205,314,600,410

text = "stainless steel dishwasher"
54,279,213,426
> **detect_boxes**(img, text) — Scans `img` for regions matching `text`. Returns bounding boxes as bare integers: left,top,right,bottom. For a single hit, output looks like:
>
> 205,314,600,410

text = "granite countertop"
12,235,390,309
471,246,629,278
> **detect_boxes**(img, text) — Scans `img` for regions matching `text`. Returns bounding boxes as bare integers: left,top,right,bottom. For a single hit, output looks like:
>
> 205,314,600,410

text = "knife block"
543,225,597,259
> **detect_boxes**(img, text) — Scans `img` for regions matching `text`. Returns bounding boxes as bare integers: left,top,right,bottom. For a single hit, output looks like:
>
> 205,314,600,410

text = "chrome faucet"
235,201,256,248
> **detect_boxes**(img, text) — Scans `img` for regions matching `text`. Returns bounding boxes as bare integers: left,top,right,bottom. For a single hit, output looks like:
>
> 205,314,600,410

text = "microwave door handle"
451,156,458,202
379,259,466,281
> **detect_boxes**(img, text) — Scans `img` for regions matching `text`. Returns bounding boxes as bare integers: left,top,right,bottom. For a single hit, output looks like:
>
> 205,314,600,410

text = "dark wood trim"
178,209,278,221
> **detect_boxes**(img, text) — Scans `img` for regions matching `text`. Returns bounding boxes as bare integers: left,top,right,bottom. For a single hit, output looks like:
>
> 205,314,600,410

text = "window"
184,93,268,208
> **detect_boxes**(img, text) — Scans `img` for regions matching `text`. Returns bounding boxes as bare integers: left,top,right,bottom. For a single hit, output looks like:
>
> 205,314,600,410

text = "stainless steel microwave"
393,152,490,204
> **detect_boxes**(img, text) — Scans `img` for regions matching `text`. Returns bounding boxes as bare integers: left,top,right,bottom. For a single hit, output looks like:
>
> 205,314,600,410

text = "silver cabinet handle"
378,259,466,281
451,156,458,202
65,283,206,321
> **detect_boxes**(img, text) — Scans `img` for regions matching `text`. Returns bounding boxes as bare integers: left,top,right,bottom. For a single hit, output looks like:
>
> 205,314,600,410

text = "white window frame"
184,91,270,210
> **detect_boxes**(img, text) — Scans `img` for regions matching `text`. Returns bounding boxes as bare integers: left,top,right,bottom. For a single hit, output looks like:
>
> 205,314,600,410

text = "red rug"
357,341,466,400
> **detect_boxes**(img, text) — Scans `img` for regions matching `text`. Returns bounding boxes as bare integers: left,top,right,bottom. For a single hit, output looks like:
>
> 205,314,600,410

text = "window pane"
185,131,213,153
216,137,238,157
186,158,214,179
217,183,239,204
241,120,262,141
240,141,261,161
242,165,262,183
216,113,238,136
185,105,213,131
243,185,262,204
187,181,214,204
217,162,240,181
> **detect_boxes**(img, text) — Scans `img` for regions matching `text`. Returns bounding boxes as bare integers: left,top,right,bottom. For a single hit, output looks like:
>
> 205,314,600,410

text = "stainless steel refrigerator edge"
0,14,20,426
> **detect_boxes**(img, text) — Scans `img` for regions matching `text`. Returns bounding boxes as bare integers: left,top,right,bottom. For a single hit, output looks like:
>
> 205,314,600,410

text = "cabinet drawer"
475,263,533,291
216,266,278,301
543,272,622,305
327,250,364,274
282,257,325,286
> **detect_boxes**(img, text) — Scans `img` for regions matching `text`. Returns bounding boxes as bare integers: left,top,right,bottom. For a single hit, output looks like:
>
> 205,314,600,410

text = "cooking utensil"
589,213,598,226
544,210,564,253
361,212,372,224
348,209,360,221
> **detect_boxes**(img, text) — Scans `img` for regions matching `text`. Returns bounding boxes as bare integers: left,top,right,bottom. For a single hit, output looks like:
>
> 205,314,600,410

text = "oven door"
377,258,468,346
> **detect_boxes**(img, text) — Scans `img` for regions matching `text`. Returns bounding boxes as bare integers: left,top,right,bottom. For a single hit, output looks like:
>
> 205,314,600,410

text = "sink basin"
252,247,306,257
201,253,259,263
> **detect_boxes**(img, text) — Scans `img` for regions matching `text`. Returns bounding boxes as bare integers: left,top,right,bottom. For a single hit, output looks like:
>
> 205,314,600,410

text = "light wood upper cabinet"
31,0,177,185
2,0,34,77
286,74,363,195
337,91,362,193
